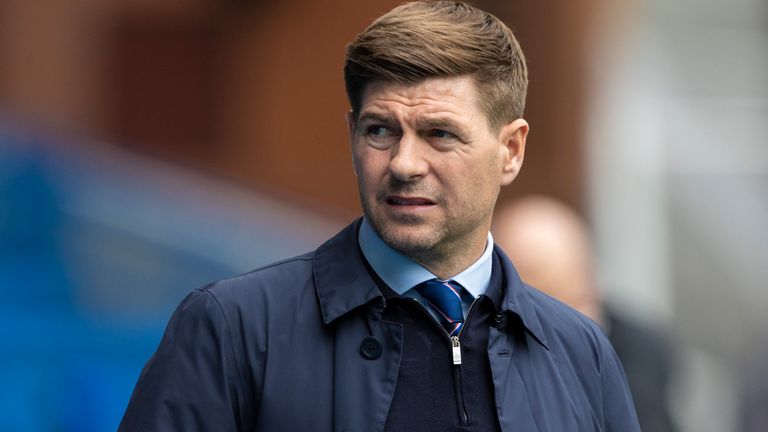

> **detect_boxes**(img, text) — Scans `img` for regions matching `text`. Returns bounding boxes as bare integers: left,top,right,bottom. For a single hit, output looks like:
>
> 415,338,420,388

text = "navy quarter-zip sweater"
374,252,506,431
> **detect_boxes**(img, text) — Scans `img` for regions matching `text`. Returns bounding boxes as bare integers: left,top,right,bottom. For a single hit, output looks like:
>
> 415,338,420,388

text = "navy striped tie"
416,279,465,336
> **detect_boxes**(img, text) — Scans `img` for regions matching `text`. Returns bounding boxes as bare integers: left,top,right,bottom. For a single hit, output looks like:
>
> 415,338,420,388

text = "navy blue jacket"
120,220,640,431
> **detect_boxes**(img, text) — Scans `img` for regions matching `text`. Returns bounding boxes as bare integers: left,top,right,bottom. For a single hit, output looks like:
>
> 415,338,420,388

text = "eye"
430,129,456,139
367,125,391,137
363,124,399,149
427,129,462,145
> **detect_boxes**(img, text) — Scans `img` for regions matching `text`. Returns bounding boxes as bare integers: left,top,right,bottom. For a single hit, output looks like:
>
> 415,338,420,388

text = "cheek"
483,150,504,185
465,150,501,182
353,149,387,190
458,154,502,203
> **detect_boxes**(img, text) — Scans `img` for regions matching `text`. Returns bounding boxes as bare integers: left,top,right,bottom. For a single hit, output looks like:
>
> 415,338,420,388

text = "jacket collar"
313,219,549,349
313,219,384,324
493,245,550,349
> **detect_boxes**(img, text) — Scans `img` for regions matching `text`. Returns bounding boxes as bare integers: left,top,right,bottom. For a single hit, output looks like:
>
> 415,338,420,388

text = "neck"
408,234,488,280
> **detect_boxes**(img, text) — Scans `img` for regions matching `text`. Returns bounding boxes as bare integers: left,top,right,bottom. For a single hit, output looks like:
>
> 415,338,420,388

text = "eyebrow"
358,112,463,130
357,112,396,124
415,117,462,131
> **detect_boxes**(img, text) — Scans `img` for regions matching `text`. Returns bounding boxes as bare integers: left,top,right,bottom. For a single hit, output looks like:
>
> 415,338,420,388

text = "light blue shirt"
358,218,494,319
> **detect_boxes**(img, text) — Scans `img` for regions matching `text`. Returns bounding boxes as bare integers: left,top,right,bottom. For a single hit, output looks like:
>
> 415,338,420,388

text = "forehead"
358,76,486,124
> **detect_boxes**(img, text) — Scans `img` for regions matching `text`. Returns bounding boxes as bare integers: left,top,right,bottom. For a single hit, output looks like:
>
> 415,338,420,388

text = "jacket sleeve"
119,288,247,431
601,339,642,431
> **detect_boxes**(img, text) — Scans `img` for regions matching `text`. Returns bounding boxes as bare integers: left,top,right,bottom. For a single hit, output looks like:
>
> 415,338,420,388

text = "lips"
386,196,435,205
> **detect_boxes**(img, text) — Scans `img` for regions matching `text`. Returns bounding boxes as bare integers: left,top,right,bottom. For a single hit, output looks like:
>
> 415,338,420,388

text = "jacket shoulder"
522,283,612,363
522,284,640,429
202,251,316,301
193,251,321,343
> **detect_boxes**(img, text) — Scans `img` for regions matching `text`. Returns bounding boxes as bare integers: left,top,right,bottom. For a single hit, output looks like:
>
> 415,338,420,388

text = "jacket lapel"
488,326,541,432
313,219,383,324
488,247,554,432
313,219,402,431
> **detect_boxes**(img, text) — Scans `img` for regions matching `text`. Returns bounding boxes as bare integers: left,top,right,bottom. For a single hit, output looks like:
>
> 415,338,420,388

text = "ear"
345,110,356,143
498,119,529,186
346,110,360,177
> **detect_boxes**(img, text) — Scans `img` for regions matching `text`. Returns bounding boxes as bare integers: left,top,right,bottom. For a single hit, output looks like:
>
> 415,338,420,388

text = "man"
120,2,640,431
494,196,677,432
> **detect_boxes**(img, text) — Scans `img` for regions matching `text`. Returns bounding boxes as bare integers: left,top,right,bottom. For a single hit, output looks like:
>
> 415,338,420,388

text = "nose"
388,132,429,181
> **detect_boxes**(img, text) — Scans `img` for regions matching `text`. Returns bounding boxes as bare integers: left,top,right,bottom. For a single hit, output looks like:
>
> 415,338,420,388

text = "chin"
363,202,444,253
377,223,442,255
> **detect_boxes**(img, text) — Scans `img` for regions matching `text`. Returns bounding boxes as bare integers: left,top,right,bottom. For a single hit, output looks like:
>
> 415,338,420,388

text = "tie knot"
416,279,465,336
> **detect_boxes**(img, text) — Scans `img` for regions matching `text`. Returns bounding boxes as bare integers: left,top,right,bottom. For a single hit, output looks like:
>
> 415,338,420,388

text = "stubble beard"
357,175,494,268
360,186,497,278
358,186,447,263
376,213,446,257
360,198,479,270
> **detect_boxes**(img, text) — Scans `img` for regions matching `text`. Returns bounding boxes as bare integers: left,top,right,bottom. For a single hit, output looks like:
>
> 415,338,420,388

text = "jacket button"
359,336,382,360
494,313,507,329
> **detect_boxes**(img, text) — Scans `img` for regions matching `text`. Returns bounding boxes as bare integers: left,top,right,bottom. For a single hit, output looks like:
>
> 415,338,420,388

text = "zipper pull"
451,336,462,365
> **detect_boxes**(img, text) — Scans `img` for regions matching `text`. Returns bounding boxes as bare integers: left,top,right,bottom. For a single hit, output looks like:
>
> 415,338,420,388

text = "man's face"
348,76,528,266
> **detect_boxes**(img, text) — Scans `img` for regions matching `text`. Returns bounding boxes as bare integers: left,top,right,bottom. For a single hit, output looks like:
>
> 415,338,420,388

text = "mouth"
385,196,435,206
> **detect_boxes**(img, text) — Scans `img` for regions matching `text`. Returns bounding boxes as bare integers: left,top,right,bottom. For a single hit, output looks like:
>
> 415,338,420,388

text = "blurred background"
0,0,765,430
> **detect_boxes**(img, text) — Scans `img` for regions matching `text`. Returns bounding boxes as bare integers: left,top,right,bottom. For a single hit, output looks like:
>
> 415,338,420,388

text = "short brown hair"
344,1,528,130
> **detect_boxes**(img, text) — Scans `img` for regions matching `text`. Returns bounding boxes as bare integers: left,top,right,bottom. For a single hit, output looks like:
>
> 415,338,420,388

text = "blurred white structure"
587,0,767,430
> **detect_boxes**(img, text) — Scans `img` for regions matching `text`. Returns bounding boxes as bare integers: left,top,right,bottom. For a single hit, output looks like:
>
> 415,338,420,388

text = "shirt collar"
312,219,548,349
358,217,494,298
